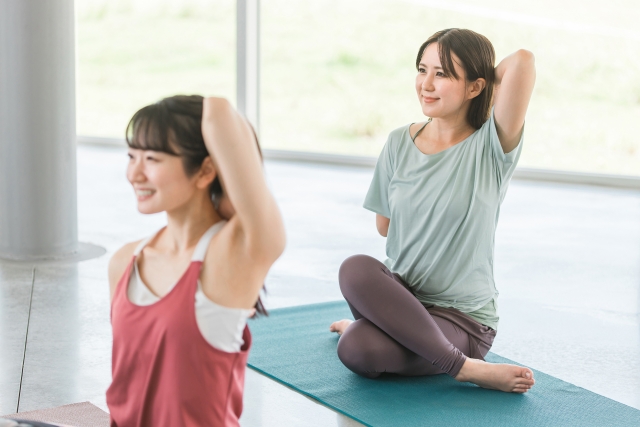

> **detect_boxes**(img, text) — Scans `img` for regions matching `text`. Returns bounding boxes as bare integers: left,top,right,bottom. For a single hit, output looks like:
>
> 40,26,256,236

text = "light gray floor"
1,144,639,425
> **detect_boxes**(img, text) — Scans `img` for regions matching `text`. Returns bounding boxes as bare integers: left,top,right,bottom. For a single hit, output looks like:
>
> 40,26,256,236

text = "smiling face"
415,43,484,122
126,148,213,215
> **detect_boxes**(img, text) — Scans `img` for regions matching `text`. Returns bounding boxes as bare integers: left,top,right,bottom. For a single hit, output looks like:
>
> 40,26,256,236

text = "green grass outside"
77,0,640,176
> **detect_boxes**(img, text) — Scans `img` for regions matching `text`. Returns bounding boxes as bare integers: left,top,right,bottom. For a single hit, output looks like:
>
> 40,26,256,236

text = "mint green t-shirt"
363,110,523,330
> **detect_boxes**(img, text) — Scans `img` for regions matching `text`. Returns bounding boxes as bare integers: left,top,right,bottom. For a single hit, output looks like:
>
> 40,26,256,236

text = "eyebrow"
419,62,443,69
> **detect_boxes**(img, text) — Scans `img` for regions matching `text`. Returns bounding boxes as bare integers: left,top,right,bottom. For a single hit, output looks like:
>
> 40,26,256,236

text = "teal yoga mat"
248,301,640,427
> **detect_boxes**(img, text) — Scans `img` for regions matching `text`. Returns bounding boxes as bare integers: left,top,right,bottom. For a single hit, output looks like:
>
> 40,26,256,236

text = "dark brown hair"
125,94,267,316
416,29,496,129
126,95,263,201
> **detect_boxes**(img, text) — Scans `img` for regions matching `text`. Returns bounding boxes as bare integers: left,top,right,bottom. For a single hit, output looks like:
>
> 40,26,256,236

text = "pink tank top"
107,224,251,427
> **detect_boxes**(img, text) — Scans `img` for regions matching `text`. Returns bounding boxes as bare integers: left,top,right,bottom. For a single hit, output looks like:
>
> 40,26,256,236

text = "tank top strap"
191,220,227,262
133,228,164,257
411,118,432,142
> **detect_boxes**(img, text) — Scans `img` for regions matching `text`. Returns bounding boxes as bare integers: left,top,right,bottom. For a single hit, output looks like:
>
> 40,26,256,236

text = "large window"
76,0,235,138
77,0,640,176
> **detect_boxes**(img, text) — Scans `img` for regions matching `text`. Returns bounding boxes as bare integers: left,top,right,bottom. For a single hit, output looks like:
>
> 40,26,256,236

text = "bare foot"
455,358,535,393
329,319,353,336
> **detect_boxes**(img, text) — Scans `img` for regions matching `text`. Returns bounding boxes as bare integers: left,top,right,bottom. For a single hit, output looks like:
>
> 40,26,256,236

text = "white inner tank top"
127,221,253,353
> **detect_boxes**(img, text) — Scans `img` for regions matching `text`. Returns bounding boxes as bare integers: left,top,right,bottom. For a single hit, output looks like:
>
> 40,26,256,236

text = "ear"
195,156,217,190
467,78,486,100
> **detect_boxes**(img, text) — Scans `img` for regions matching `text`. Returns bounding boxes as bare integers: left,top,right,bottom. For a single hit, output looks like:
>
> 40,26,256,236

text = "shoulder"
467,109,497,146
478,107,524,155
382,124,412,157
473,107,523,162
200,218,279,309
205,216,282,268
109,240,140,271
388,124,411,145
481,108,496,132
108,240,139,299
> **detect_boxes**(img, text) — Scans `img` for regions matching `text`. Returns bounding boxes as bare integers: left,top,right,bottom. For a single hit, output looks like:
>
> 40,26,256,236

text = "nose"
126,156,146,184
421,73,434,92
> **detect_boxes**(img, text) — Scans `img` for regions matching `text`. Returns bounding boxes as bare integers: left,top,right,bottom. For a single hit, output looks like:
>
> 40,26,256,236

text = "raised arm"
201,97,285,263
493,49,536,154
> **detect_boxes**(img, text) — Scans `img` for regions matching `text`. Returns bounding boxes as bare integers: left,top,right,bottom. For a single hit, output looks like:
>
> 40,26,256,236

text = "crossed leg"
334,254,469,377
337,316,475,378
331,254,535,393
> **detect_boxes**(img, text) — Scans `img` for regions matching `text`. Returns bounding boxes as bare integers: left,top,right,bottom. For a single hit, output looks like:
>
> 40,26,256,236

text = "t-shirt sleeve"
363,134,395,218
485,107,524,187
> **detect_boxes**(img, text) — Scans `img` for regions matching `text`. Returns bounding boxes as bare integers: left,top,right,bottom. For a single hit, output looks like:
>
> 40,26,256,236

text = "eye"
418,67,426,73
145,155,157,162
436,71,445,77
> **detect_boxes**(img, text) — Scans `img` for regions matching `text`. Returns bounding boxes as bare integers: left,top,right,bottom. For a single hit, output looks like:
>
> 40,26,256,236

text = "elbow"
376,224,389,237
510,50,536,84
375,214,390,237
202,97,233,122
515,49,535,67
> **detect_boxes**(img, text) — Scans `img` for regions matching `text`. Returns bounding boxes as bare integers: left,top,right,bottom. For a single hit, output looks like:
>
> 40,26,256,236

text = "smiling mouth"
422,97,439,103
135,189,155,200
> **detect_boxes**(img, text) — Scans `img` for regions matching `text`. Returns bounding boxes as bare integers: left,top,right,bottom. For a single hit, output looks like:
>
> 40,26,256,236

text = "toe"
521,368,534,379
515,378,535,387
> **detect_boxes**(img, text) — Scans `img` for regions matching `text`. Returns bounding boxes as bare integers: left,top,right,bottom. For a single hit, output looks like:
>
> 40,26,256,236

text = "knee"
338,254,377,297
336,322,380,379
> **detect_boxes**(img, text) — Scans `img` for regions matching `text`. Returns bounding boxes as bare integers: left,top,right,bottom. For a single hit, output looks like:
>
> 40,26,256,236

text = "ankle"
454,362,468,382
454,358,477,382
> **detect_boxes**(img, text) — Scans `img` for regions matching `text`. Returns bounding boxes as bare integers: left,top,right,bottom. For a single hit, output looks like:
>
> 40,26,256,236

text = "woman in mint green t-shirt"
329,28,537,393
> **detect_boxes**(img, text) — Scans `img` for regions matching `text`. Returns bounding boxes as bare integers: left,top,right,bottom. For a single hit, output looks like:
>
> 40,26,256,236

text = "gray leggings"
337,255,495,378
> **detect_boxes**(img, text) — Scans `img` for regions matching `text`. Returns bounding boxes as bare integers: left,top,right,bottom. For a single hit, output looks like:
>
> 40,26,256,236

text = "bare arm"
107,242,138,301
376,214,390,237
493,49,536,153
200,97,286,264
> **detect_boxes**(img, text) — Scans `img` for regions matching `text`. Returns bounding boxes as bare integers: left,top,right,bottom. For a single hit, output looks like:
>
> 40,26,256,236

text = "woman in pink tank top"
106,95,286,427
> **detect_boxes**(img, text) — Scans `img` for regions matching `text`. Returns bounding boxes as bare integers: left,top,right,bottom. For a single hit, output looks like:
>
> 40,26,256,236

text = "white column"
0,0,78,260
236,0,260,132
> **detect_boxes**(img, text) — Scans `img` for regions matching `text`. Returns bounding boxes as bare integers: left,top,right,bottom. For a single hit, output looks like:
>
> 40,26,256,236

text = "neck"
161,193,222,254
426,105,475,146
